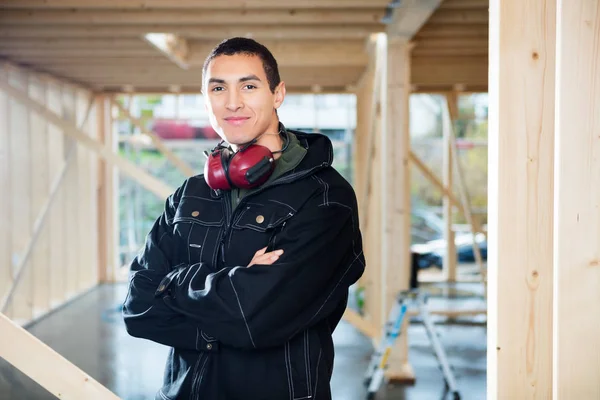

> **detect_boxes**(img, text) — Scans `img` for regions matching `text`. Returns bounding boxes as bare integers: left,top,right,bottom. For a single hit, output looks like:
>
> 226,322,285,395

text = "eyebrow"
208,75,262,85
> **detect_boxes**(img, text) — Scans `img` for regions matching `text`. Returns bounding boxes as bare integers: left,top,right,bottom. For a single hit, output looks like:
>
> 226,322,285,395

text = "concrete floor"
0,283,486,400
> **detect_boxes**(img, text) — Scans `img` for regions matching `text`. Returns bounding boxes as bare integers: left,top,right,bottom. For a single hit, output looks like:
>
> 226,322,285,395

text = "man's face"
203,53,285,146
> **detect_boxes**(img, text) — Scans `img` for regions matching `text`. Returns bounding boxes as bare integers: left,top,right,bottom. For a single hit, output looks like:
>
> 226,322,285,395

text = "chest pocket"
172,196,224,267
225,201,295,266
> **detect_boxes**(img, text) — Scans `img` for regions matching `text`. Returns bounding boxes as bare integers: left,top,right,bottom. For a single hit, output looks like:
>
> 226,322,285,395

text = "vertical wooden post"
443,92,457,282
488,0,555,398
9,68,33,323
0,65,11,318
29,76,51,317
554,1,600,398
384,35,414,382
96,95,114,283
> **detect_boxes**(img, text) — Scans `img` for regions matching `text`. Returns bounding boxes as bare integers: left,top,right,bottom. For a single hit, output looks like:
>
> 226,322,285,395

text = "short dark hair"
202,37,281,93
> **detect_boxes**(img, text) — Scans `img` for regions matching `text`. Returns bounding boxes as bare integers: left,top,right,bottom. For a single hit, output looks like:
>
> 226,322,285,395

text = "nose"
226,90,243,112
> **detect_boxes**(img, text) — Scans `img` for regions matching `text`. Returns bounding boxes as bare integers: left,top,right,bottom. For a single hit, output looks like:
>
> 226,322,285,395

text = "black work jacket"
122,131,366,400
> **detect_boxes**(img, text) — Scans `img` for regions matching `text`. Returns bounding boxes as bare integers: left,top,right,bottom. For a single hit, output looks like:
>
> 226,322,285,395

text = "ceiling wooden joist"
0,0,489,93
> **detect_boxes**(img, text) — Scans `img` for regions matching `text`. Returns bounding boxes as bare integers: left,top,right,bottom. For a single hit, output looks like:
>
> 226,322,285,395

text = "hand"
248,247,284,267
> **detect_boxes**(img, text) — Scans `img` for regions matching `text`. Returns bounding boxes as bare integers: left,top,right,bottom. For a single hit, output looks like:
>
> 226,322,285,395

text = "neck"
234,118,285,160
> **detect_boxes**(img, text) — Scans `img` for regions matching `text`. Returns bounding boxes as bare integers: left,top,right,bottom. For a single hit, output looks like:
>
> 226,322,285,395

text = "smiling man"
122,37,365,400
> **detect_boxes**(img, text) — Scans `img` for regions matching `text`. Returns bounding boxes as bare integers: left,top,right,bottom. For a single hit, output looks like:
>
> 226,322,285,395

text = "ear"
273,81,286,110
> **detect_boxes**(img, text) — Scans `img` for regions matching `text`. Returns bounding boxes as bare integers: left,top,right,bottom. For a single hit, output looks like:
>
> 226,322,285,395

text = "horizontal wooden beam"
188,40,368,68
414,38,489,48
0,37,148,49
0,313,120,399
428,9,489,24
99,85,353,94
415,24,489,38
0,9,386,25
411,56,488,87
1,48,160,57
0,24,383,40
439,0,489,9
0,0,391,9
412,47,488,56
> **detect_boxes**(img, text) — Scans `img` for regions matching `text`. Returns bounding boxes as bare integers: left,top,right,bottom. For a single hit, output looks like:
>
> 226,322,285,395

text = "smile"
224,117,250,126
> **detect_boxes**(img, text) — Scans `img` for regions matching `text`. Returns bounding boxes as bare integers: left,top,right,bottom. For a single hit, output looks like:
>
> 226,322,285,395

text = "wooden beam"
415,24,489,38
439,0,489,9
0,9,386,25
0,37,148,49
443,92,457,282
187,40,369,68
487,0,555,398
343,308,378,339
144,33,189,69
0,312,120,399
554,1,600,397
387,0,443,39
428,9,489,24
414,38,489,48
0,0,391,9
0,24,383,40
0,78,174,199
411,56,488,88
383,36,414,384
0,65,10,319
409,150,463,212
112,98,195,177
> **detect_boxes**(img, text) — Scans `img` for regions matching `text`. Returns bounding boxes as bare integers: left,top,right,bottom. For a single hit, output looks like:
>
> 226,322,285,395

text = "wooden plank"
61,85,79,298
428,9,489,24
0,312,121,399
554,1,600,397
411,56,488,95
8,67,33,324
0,78,175,199
46,78,66,309
342,308,378,339
0,9,386,25
439,0,489,9
96,95,109,283
415,24,489,38
383,36,414,383
112,98,195,177
0,64,11,319
443,92,457,282
444,96,486,289
0,37,148,48
0,24,382,40
487,0,555,398
27,75,51,317
187,40,369,68
77,91,98,292
0,0,391,9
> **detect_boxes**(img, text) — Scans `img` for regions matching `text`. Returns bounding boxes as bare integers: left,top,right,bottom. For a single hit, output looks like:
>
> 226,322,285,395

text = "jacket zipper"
217,161,328,266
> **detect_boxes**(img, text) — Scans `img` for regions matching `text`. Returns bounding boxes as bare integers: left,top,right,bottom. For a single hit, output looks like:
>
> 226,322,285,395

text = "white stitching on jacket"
228,272,257,348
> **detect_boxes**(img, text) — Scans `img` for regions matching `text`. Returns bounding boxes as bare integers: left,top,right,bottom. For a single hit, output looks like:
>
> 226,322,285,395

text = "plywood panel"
8,67,33,323
28,75,51,317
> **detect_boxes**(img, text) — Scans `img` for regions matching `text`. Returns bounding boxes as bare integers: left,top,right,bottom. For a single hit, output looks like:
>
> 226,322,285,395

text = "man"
122,37,365,400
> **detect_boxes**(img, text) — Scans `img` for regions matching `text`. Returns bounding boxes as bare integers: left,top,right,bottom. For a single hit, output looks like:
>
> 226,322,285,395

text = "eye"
243,84,257,90
211,86,224,92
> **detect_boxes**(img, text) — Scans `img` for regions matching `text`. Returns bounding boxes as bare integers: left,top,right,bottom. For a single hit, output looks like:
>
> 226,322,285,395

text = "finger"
254,247,268,256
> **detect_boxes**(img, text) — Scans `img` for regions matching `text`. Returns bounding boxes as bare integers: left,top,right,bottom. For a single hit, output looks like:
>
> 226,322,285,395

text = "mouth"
224,116,250,127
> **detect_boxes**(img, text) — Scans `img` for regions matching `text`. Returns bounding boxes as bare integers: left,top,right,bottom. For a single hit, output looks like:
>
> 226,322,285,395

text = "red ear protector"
204,124,290,191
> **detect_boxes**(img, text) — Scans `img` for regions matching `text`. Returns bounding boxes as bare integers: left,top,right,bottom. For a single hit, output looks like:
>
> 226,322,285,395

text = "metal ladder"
363,290,460,400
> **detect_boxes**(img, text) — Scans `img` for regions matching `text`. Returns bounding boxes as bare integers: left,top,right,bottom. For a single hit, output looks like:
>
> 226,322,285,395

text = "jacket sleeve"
159,191,366,350
121,185,212,351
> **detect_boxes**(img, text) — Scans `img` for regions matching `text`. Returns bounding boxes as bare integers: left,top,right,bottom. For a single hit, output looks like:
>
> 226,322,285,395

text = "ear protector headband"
203,123,290,191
